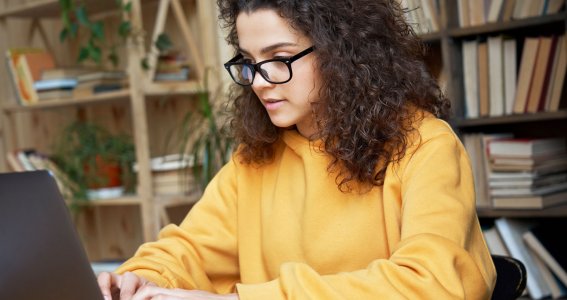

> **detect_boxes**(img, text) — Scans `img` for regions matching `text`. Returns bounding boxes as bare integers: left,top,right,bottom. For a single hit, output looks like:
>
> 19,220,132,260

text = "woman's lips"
263,99,285,110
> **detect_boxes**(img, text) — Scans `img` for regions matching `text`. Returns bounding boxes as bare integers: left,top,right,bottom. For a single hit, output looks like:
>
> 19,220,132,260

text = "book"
77,70,126,83
464,134,490,207
488,137,566,157
487,0,506,23
469,0,486,26
500,0,517,22
37,89,73,101
528,246,567,299
489,172,567,188
40,68,95,80
5,48,43,105
523,220,567,287
544,0,566,14
491,181,567,197
483,226,510,256
491,152,567,166
495,218,551,299
503,38,517,114
492,189,567,209
18,51,55,81
457,0,471,27
33,78,77,91
478,42,490,117
488,36,505,116
513,37,540,114
526,36,554,113
462,40,479,118
491,156,567,173
547,34,567,112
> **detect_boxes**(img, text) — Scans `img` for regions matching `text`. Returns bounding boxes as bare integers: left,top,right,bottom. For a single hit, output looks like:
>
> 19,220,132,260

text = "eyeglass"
224,46,314,86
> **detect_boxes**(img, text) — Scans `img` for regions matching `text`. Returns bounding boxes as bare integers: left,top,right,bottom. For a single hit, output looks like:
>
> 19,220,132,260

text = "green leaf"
91,21,104,40
88,43,102,64
140,57,150,70
155,33,173,52
59,0,72,10
78,47,90,62
123,2,132,12
118,21,132,39
60,28,69,42
76,6,90,26
108,50,119,68
61,10,72,28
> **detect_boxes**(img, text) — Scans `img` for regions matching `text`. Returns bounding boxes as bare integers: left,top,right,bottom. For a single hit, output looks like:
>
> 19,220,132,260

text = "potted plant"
52,121,137,201
173,70,233,192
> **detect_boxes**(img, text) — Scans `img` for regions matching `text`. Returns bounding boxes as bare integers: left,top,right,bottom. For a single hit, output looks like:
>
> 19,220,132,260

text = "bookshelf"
414,0,567,298
417,0,567,217
0,0,226,261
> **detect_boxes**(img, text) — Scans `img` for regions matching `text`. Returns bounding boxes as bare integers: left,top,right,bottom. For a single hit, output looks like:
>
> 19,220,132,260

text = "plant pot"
84,155,123,189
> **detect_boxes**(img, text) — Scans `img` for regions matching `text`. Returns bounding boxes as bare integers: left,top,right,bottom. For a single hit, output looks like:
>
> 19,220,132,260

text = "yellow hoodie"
116,115,496,299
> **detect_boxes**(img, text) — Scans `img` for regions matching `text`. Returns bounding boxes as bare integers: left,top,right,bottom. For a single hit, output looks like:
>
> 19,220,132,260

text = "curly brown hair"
218,0,450,191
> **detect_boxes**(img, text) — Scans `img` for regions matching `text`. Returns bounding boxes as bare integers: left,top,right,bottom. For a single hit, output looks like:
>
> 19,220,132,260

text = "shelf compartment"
448,12,567,38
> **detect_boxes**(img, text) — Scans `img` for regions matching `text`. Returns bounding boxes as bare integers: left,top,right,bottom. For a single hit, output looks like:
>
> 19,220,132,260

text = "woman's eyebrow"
238,42,299,56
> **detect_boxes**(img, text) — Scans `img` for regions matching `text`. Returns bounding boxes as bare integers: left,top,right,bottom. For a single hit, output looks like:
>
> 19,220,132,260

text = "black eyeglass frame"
223,46,314,86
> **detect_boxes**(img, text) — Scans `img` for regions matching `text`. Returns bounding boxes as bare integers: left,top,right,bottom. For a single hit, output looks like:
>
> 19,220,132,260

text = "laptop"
0,171,104,300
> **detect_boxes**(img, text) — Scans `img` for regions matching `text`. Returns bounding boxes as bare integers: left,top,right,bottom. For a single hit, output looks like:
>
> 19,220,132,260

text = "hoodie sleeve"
115,158,240,294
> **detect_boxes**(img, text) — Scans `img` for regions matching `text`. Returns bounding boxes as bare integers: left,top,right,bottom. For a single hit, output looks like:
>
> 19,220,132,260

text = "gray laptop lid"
0,171,104,300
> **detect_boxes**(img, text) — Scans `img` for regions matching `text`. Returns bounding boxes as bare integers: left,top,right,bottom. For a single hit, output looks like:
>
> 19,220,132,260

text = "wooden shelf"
448,12,567,38
145,80,203,96
0,0,159,19
1,89,131,112
67,195,142,206
453,111,567,128
419,31,443,43
0,81,204,113
477,204,567,218
0,0,60,18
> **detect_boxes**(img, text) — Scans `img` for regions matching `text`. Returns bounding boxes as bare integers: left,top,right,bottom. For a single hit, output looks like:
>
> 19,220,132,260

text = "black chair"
491,255,527,300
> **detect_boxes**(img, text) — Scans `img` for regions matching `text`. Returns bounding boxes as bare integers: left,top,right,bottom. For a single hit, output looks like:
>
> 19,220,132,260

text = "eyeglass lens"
229,60,290,85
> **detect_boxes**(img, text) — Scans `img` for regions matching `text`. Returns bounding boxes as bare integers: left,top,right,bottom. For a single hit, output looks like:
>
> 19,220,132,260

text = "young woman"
98,0,496,299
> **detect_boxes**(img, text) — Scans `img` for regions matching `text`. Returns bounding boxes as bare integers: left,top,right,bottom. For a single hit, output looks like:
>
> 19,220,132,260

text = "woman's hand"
131,287,239,300
97,271,157,300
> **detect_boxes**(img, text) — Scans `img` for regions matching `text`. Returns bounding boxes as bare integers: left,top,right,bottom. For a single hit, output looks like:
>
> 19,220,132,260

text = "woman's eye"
241,58,254,64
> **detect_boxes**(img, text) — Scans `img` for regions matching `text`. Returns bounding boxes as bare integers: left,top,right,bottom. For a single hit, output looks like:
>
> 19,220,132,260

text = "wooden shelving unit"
0,0,223,261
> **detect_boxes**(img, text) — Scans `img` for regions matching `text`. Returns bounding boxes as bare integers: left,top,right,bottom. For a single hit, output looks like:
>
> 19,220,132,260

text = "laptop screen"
0,171,104,300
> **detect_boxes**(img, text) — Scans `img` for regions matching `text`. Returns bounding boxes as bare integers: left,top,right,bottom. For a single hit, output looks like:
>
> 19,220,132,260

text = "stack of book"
135,154,196,195
5,149,75,199
72,70,128,98
487,137,567,209
5,47,129,104
483,218,567,299
154,52,190,82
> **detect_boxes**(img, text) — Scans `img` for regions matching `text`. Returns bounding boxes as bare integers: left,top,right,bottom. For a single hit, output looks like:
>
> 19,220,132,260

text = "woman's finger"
119,271,153,300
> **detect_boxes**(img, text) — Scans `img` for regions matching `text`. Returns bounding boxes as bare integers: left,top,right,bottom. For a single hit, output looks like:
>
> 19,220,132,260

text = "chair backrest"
491,255,527,300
